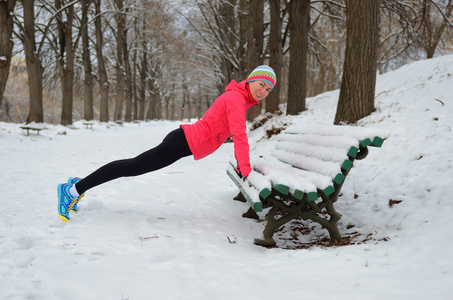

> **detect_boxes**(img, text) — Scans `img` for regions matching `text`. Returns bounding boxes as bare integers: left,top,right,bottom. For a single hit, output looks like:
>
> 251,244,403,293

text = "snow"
286,124,386,141
253,158,318,195
1,54,453,299
272,148,342,179
276,139,353,161
279,133,361,149
254,157,330,192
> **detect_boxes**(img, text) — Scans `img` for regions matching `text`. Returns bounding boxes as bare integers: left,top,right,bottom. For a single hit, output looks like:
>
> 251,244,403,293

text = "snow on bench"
227,124,386,247
227,162,270,212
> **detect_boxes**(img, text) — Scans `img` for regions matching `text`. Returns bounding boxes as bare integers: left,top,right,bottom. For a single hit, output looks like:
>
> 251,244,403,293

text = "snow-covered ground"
1,55,452,299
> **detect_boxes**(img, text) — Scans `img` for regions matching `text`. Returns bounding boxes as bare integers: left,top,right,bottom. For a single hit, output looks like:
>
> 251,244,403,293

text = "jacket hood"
225,80,260,106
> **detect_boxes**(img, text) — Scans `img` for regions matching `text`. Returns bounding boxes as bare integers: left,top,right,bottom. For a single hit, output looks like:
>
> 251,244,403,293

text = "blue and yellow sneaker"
67,177,84,212
57,183,83,221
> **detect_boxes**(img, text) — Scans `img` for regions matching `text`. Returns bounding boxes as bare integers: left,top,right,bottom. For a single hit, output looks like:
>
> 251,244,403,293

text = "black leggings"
75,128,192,194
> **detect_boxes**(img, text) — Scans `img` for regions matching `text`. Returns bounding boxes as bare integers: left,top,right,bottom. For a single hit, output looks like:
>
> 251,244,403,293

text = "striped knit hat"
246,65,277,90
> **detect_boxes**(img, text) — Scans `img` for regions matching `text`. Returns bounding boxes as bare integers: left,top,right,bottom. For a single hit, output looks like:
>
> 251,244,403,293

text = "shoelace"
66,193,83,212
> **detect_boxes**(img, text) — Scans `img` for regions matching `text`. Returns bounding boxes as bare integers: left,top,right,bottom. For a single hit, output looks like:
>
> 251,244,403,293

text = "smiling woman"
245,65,276,90
248,81,272,101
56,65,277,222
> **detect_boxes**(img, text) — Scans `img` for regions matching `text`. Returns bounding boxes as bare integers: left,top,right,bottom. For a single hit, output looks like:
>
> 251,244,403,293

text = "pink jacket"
180,80,259,177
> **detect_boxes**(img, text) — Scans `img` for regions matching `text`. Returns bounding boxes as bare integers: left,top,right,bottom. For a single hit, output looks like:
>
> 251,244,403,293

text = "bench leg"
242,207,259,219
254,194,344,247
324,200,342,244
306,211,342,244
233,192,246,203
303,197,343,244
254,200,304,247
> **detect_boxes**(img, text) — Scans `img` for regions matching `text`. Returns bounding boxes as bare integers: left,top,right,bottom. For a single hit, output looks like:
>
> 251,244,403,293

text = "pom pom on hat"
246,65,277,90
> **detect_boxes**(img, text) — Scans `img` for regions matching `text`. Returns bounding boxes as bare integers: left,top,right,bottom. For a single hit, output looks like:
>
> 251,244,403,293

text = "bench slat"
286,124,384,141
229,161,272,199
285,125,386,149
227,165,263,212
371,136,384,147
279,133,360,149
253,159,327,199
279,134,362,159
276,141,351,163
273,149,345,184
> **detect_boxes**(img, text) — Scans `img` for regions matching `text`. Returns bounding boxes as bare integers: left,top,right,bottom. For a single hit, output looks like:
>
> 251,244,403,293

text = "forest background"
1,0,452,125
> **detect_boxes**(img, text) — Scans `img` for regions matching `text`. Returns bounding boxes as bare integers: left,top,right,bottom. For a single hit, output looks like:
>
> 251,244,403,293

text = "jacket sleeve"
225,94,252,177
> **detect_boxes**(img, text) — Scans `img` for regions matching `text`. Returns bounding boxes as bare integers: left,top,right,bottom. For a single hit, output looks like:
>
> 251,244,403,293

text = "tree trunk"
0,0,17,107
23,0,43,123
139,20,147,121
181,78,190,121
266,0,283,113
132,43,137,121
55,0,76,126
334,0,379,125
218,0,236,90
114,0,125,121
145,94,156,120
425,0,453,59
95,0,109,122
146,75,159,120
124,44,132,122
246,0,264,121
81,0,94,121
123,5,132,122
287,0,310,116
238,0,247,80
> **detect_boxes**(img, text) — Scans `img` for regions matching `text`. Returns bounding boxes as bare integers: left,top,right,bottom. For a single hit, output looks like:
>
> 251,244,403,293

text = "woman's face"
248,80,272,101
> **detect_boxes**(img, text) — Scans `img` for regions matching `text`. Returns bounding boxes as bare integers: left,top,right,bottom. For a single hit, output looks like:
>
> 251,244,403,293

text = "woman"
57,65,277,221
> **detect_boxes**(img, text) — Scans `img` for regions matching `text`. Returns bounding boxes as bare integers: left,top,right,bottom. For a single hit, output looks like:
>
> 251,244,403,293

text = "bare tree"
237,0,248,79
190,0,246,92
113,0,125,121
0,0,17,108
246,0,264,120
94,0,109,122
54,0,78,125
266,0,283,113
306,1,346,97
122,3,133,122
138,23,148,121
22,0,43,123
145,68,160,120
217,0,240,88
334,0,379,125
287,0,310,115
419,0,453,58
81,0,94,121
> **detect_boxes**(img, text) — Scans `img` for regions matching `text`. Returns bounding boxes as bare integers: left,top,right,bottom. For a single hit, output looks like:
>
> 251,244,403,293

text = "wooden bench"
83,122,94,129
227,125,385,247
20,126,45,136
